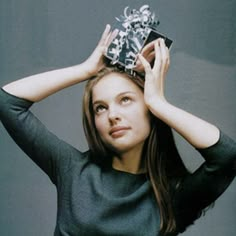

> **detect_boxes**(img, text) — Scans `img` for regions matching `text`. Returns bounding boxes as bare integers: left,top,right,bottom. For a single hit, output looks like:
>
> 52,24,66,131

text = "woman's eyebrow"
117,91,137,97
93,91,136,105
93,100,105,106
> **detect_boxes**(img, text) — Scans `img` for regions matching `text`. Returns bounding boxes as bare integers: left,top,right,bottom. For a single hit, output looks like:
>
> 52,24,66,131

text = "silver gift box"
105,5,172,74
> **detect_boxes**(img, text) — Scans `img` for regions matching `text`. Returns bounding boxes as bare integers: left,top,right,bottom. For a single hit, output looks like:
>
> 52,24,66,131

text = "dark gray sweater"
0,88,235,236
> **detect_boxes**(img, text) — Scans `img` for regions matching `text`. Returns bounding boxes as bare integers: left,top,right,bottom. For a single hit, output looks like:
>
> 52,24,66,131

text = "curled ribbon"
106,5,160,74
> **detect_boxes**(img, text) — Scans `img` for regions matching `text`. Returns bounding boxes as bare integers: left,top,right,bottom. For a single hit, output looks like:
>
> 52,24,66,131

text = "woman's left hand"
138,38,170,107
138,39,220,148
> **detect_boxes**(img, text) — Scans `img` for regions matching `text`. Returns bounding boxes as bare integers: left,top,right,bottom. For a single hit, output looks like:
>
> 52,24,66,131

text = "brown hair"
82,67,189,234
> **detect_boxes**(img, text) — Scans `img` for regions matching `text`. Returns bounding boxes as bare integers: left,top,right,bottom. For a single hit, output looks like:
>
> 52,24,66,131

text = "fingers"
159,38,170,65
98,24,111,46
135,50,155,72
153,38,170,73
138,54,153,76
140,40,156,58
106,28,119,47
97,25,119,55
139,38,169,69
138,38,169,69
137,38,170,83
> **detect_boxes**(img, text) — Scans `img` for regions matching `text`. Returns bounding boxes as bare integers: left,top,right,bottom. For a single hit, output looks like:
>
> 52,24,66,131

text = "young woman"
0,25,235,236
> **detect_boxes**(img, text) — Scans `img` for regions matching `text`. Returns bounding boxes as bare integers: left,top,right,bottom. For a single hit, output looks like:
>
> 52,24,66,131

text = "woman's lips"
109,126,130,138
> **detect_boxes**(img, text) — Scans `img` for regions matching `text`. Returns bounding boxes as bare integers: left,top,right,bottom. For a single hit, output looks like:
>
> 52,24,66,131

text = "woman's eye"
121,96,131,104
95,105,106,113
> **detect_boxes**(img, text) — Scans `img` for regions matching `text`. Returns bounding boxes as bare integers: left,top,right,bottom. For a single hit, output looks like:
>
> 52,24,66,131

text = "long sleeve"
172,131,236,233
0,88,83,184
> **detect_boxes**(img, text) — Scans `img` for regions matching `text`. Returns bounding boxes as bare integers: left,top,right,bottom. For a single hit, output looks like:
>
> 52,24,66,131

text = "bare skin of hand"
135,38,166,73
84,24,118,77
138,38,170,105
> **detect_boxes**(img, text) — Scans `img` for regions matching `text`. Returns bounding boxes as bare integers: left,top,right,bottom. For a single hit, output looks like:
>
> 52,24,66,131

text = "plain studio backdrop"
0,0,235,235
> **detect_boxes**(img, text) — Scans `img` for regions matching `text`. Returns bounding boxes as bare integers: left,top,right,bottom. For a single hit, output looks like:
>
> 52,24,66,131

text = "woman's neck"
112,144,146,174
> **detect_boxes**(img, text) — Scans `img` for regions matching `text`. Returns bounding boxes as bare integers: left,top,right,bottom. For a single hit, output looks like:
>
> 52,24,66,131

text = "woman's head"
84,67,150,158
83,67,149,162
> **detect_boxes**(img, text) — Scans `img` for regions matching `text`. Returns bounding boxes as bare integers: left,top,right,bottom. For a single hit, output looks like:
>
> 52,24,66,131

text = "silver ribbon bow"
107,5,160,73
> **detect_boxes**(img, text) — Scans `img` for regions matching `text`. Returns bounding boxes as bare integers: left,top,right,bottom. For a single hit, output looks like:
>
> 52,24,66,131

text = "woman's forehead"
92,72,141,100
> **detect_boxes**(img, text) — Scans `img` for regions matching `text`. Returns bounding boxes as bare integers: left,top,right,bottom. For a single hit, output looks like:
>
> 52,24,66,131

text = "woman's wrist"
147,98,220,148
145,94,168,113
69,61,98,82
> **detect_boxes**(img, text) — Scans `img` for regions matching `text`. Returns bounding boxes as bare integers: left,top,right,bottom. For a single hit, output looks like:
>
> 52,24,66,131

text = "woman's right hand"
83,24,118,77
2,25,118,102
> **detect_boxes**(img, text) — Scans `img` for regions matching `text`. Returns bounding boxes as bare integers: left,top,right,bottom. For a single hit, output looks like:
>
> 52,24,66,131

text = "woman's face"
92,72,151,154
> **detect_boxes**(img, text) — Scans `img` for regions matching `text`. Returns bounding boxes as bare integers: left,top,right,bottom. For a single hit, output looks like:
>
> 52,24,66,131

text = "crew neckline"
110,166,147,177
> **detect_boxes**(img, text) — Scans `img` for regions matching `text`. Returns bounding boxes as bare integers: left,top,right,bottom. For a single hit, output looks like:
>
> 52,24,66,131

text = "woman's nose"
108,106,121,123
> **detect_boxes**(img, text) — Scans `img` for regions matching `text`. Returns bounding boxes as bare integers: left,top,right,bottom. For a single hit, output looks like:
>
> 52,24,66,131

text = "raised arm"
138,38,219,149
3,25,115,102
0,25,117,182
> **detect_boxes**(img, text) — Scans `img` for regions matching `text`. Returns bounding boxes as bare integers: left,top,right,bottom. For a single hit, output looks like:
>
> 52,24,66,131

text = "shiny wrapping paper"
105,5,173,75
